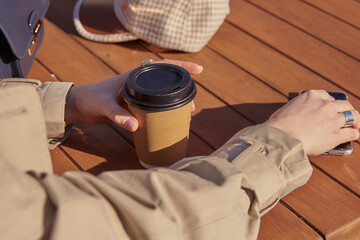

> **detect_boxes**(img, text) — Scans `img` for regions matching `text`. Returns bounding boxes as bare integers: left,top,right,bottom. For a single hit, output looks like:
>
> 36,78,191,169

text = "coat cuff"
0,79,73,149
37,82,73,149
212,124,313,213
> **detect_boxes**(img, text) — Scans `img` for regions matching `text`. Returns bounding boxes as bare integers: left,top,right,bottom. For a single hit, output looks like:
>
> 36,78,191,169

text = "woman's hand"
65,59,203,132
265,90,360,155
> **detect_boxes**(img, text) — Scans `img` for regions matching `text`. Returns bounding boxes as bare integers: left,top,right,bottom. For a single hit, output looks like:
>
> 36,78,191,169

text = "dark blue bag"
0,0,50,78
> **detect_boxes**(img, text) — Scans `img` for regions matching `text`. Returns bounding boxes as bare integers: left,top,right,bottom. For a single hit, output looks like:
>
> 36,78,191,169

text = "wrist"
264,121,310,154
65,86,82,125
265,119,289,134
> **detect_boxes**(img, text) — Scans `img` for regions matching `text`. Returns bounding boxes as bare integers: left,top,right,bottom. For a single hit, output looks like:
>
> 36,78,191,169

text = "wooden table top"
29,0,360,239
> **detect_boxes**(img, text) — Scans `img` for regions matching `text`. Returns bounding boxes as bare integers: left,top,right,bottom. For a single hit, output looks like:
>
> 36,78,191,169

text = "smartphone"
299,90,353,156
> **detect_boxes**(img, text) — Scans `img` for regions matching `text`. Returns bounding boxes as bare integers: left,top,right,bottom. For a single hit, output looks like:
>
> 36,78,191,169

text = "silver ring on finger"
342,111,355,128
141,59,155,67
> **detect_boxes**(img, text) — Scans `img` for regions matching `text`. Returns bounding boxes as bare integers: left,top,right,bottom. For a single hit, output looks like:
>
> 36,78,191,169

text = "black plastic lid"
123,63,197,111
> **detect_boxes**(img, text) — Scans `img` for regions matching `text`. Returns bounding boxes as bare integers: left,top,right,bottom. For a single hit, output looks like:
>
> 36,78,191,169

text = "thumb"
157,59,203,75
104,103,138,132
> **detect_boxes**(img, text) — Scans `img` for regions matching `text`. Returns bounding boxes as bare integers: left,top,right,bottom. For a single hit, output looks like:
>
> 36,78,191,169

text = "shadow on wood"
61,102,284,175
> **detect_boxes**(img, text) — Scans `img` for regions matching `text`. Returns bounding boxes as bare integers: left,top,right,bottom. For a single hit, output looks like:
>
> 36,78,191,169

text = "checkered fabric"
113,0,229,52
74,0,229,52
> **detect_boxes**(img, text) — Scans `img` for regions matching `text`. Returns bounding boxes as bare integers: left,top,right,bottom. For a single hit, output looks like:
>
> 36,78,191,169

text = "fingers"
336,110,360,129
331,101,358,129
331,100,355,112
337,127,360,143
156,59,203,75
303,89,335,101
317,90,335,101
304,90,359,129
104,102,139,132
352,110,360,129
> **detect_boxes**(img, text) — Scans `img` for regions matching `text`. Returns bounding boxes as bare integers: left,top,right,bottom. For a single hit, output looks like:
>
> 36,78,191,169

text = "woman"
0,58,358,240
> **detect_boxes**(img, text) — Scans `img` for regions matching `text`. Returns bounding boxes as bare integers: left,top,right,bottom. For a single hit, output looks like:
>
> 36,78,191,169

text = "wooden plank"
186,132,214,157
258,203,322,240
46,0,152,72
284,167,360,239
39,19,116,85
226,1,360,97
208,23,345,97
110,123,214,158
310,142,360,195
302,0,360,29
159,48,288,124
190,85,252,149
248,0,360,60
50,148,79,175
61,123,141,175
29,60,57,82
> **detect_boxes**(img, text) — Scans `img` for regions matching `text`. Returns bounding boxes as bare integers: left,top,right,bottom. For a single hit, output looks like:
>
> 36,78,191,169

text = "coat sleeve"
0,124,312,240
0,78,73,149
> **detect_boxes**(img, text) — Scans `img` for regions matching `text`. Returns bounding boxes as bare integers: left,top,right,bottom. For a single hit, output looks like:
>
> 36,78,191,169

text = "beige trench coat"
0,79,313,240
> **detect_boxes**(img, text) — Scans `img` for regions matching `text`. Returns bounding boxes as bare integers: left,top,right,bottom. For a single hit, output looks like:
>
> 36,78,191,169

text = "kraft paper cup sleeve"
129,103,192,167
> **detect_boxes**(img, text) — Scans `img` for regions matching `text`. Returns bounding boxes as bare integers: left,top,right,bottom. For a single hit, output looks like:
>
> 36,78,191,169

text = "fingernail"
125,119,137,132
197,65,203,72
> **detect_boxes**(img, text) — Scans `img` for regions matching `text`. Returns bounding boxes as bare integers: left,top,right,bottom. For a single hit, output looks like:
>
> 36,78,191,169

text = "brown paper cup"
123,63,196,168
129,102,192,168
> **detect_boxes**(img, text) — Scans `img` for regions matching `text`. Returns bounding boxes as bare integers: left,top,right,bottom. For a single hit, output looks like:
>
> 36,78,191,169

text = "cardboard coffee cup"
123,63,197,168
